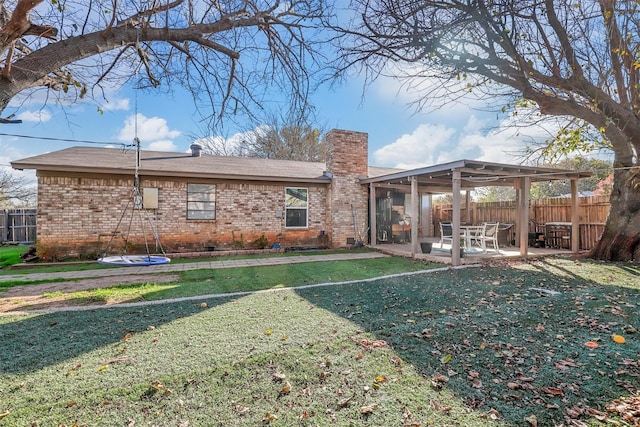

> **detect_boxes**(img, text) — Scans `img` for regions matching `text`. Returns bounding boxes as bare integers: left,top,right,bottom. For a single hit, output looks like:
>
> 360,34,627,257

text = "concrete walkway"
0,251,390,283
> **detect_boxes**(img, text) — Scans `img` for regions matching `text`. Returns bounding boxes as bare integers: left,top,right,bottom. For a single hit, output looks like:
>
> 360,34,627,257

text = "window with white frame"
187,183,216,220
285,187,308,228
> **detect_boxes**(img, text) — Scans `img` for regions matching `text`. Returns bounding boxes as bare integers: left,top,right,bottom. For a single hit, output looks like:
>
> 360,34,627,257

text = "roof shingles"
12,147,331,182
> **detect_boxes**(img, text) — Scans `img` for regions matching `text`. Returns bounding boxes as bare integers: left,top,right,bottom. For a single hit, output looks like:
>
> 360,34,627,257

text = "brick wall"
33,128,371,259
36,174,330,258
325,129,369,246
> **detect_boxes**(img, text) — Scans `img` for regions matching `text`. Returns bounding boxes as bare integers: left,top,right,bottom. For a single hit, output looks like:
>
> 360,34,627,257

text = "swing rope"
98,25,169,266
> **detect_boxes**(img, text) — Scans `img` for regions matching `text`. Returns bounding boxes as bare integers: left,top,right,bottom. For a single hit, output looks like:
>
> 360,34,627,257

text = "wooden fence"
0,197,613,249
433,196,610,250
0,208,37,243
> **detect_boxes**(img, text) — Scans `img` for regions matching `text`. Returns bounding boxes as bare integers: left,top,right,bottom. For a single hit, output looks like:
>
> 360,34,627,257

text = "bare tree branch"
334,0,640,261
0,1,329,129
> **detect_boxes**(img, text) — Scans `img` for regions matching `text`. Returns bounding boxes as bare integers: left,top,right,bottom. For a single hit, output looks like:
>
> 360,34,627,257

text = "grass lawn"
0,256,437,307
0,245,29,268
0,247,379,276
66,257,441,304
0,257,638,426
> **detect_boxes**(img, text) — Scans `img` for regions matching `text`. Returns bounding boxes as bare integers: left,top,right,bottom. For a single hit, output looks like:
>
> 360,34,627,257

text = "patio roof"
361,159,592,191
363,159,593,266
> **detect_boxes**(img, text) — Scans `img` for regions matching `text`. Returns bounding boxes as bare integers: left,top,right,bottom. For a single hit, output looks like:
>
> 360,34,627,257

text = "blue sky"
0,69,552,184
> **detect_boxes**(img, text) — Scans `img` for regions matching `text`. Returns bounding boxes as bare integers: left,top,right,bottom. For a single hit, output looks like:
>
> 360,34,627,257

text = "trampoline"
97,255,171,267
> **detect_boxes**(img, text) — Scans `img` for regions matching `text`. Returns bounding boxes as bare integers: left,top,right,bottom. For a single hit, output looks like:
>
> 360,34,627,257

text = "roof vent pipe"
190,143,203,157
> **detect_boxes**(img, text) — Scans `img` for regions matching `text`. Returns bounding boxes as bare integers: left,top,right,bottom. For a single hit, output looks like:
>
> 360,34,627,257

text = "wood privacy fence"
0,209,37,243
433,196,611,250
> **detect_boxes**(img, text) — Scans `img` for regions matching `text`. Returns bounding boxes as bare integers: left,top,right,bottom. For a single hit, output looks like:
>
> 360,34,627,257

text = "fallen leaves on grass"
263,412,278,423
235,405,250,415
541,386,564,397
272,371,286,382
431,372,449,389
149,381,172,396
105,355,134,364
66,363,82,376
525,414,537,426
279,381,292,395
605,394,640,425
555,358,578,370
486,408,500,420
360,403,378,414
358,338,387,351
337,394,355,408
611,334,626,344
430,400,452,414
584,341,599,349
0,410,10,419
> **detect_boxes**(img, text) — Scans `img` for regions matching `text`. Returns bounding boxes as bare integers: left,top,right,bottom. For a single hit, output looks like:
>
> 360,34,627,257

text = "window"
285,187,308,228
187,184,216,220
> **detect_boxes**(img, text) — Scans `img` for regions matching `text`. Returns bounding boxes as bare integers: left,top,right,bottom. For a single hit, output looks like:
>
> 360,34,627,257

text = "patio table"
460,225,484,249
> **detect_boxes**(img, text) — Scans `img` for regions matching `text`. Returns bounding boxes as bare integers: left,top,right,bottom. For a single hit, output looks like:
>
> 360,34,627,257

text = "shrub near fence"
0,208,37,243
433,196,610,250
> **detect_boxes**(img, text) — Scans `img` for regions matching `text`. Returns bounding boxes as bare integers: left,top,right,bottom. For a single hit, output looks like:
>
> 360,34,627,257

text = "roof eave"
13,163,331,184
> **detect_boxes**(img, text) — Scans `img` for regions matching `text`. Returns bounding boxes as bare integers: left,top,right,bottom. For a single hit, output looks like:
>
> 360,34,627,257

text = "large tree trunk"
589,168,640,261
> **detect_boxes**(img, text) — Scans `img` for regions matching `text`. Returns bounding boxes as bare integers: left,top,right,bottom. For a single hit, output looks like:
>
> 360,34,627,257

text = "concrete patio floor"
373,242,576,264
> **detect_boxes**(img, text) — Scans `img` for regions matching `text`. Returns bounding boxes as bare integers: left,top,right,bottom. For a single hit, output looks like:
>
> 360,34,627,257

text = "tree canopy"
0,0,329,127
0,169,34,207
336,0,640,260
199,110,326,161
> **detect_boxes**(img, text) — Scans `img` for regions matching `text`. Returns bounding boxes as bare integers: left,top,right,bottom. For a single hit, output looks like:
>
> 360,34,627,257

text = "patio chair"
475,222,500,253
439,222,453,248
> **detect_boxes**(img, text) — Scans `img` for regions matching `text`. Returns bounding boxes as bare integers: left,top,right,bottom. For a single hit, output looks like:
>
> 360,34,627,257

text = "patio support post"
370,183,377,246
570,179,579,253
515,181,521,247
465,190,471,224
410,175,419,255
452,169,462,265
518,177,531,257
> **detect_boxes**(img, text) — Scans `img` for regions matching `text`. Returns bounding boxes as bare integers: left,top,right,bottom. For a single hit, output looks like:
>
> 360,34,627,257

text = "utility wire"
0,132,131,146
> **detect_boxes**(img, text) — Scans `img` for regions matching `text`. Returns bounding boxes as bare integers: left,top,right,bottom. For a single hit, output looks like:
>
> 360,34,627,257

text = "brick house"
12,126,591,263
12,129,394,258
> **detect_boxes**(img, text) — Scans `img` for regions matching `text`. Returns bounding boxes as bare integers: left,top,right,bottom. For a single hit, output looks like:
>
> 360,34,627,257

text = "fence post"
1,209,8,242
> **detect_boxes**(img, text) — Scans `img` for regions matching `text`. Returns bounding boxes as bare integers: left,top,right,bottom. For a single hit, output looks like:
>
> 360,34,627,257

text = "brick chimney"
325,129,369,247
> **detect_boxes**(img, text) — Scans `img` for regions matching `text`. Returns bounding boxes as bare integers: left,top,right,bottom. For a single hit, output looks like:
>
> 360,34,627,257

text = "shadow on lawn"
297,260,640,426
0,295,238,374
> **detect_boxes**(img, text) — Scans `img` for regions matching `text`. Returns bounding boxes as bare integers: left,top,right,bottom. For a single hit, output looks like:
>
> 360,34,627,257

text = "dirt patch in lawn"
0,273,180,313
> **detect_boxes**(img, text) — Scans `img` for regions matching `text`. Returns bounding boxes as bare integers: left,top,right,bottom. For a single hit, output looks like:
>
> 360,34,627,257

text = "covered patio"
371,241,574,265
363,159,592,266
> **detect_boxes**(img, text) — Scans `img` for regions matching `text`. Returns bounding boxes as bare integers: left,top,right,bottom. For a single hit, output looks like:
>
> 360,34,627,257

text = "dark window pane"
286,208,307,227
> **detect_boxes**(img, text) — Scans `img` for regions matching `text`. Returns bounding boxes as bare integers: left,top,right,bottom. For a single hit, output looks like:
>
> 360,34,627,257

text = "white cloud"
372,114,550,168
15,110,51,122
148,140,177,151
118,113,181,151
371,63,495,117
372,124,456,168
100,97,130,111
